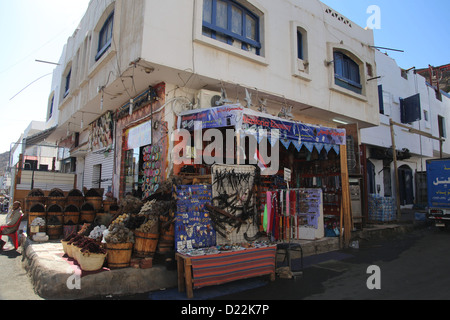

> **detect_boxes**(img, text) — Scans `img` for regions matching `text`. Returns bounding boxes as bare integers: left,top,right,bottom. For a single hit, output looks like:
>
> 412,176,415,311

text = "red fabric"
188,246,276,289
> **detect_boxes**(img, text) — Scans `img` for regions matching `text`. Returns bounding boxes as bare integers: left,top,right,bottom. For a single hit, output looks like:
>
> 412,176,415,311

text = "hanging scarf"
266,191,272,233
272,192,280,241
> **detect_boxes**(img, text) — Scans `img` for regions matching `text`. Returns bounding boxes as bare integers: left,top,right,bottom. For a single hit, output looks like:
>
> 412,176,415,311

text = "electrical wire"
9,73,52,101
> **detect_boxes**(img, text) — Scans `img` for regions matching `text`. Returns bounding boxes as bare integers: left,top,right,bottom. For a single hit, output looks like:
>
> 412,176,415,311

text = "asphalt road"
1,223,449,301
215,224,450,300
0,238,43,300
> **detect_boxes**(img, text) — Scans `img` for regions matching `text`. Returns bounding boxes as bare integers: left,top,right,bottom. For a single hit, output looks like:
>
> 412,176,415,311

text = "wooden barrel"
47,225,63,240
25,189,47,214
103,199,117,213
47,204,63,225
106,242,133,268
157,229,174,254
47,188,66,208
134,231,159,258
64,205,80,225
158,216,174,254
109,205,120,215
67,189,84,208
85,197,102,212
47,198,66,209
80,203,96,223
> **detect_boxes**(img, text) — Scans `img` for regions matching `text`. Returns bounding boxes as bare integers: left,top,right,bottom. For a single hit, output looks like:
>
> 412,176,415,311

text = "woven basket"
78,251,107,272
61,240,69,255
73,246,82,262
66,243,75,258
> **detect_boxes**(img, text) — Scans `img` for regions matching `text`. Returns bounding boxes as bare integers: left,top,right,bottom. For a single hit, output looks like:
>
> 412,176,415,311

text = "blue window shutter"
378,85,384,114
334,52,343,77
400,93,421,123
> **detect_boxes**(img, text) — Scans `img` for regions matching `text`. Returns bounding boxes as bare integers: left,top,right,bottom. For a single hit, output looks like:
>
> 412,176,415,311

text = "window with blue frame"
96,11,114,61
297,30,303,60
202,0,261,55
48,95,54,120
333,51,362,94
64,69,71,98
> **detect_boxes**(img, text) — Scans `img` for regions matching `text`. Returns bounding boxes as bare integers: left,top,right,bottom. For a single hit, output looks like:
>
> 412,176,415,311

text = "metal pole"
390,119,402,221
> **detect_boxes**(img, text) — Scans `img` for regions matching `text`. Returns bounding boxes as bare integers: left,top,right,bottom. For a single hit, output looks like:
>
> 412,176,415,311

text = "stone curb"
21,239,177,300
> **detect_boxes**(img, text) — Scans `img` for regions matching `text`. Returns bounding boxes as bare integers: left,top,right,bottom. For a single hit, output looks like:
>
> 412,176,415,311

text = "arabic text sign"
427,160,450,208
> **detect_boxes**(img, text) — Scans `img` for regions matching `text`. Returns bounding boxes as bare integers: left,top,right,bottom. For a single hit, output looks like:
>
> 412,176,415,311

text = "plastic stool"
276,243,303,277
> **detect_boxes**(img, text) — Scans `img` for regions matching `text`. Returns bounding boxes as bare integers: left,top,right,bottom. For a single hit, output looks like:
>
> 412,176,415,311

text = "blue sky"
0,0,90,154
321,0,449,69
0,0,448,154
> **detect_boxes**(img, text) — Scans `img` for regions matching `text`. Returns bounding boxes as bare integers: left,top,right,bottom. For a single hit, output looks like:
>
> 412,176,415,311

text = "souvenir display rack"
175,185,216,252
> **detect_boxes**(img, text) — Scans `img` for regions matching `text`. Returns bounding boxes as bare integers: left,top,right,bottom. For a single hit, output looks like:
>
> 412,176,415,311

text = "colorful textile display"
266,188,323,241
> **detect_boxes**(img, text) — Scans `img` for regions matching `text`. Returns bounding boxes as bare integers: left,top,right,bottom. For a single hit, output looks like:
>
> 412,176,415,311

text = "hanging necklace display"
141,143,163,199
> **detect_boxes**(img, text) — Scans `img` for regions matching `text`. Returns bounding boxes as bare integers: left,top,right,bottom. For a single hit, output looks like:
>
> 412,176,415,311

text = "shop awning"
177,104,346,154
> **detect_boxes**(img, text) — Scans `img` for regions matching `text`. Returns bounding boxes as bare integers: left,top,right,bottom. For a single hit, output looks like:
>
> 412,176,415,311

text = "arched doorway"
398,165,414,205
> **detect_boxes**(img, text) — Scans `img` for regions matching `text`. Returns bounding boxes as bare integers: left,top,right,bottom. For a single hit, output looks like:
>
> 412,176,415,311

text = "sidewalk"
20,210,426,300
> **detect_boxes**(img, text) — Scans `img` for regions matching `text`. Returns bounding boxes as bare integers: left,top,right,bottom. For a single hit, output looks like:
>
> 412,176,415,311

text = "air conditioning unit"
195,89,222,109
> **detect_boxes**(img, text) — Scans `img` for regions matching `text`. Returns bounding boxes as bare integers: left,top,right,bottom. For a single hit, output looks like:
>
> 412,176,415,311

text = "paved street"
215,224,450,300
0,238,43,300
1,223,449,301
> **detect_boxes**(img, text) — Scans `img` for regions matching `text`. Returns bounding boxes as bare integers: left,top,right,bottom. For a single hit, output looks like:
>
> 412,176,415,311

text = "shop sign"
126,120,152,149
178,104,346,146
178,105,244,131
240,110,346,146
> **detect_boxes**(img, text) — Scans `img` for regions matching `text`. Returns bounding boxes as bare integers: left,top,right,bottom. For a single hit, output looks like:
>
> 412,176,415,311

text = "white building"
43,0,379,202
361,50,450,208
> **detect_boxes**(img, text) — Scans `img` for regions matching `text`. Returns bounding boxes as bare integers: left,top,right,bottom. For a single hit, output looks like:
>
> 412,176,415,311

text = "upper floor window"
438,115,446,138
202,0,261,55
334,51,362,94
48,94,54,120
297,30,304,60
96,11,114,61
64,68,72,98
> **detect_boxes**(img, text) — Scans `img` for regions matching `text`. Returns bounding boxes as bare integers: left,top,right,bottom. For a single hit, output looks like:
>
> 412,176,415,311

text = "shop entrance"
398,165,414,205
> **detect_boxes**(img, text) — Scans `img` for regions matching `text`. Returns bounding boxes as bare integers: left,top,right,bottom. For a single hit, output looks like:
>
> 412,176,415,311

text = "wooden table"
176,246,276,299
